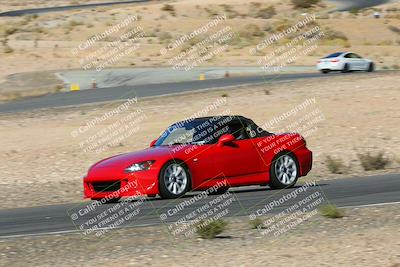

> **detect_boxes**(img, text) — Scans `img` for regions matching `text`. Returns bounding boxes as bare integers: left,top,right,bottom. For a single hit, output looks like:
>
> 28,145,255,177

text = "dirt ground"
0,71,399,209
0,0,399,92
1,204,399,266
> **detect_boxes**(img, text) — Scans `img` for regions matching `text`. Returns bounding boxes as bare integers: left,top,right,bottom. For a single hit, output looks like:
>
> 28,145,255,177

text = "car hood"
90,146,179,170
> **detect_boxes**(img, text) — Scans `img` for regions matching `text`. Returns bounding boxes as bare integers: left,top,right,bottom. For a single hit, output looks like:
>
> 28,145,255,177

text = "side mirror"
150,139,157,147
217,134,235,147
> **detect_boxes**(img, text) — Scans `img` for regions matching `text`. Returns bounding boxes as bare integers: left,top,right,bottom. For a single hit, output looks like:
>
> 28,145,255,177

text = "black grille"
92,181,121,192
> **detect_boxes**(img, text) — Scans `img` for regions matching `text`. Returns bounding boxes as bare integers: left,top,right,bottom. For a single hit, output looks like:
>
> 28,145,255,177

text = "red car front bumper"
83,169,159,200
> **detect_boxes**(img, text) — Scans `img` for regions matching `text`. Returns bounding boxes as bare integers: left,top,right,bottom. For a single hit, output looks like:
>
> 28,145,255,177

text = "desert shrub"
319,204,344,218
69,20,84,27
318,13,330,19
323,28,348,41
343,41,352,48
221,93,229,97
249,218,263,229
196,219,228,239
157,32,172,42
378,40,393,45
325,156,346,174
357,151,390,171
240,23,264,38
219,4,231,11
3,45,14,53
220,4,240,18
5,27,18,36
386,7,399,12
19,14,37,26
388,25,400,34
256,6,276,19
31,26,45,34
274,20,291,31
263,24,273,32
54,84,64,92
161,4,176,16
392,64,400,69
291,0,320,9
161,4,175,12
349,8,360,15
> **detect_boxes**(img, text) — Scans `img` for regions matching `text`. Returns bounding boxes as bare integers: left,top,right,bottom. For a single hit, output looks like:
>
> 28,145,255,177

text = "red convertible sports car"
84,115,312,201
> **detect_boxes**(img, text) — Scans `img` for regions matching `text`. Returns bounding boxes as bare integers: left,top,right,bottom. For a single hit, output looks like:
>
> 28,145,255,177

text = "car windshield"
324,52,344,58
155,116,234,146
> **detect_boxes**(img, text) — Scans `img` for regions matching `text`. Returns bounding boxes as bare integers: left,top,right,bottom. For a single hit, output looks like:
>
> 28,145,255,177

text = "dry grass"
0,0,399,83
319,204,344,218
325,155,346,174
357,151,390,171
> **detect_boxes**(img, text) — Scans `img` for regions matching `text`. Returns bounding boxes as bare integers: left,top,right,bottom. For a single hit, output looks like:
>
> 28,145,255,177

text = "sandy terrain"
0,0,399,93
0,71,399,209
0,0,139,12
1,204,399,266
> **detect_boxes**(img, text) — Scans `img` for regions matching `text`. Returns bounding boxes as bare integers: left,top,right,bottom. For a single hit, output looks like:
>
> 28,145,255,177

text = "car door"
212,119,264,182
350,53,365,70
352,53,367,70
184,143,223,188
343,53,358,70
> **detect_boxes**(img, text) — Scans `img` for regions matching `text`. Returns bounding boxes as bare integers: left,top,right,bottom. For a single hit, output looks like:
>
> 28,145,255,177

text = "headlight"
124,160,155,173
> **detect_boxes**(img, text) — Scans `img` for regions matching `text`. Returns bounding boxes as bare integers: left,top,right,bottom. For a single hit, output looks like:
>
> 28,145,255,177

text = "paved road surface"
0,173,398,238
0,72,376,113
0,0,148,17
328,0,393,11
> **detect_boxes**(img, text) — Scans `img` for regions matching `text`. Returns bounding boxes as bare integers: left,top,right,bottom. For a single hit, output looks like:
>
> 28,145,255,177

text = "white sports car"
317,52,374,73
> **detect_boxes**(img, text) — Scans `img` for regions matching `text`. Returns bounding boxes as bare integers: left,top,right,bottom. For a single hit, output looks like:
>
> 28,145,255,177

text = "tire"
341,63,349,73
321,69,330,74
269,152,299,190
159,161,191,199
92,197,121,204
209,186,229,195
367,62,374,72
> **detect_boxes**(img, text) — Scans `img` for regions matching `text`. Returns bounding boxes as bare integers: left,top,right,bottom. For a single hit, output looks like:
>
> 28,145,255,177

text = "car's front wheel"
269,153,299,189
159,161,191,199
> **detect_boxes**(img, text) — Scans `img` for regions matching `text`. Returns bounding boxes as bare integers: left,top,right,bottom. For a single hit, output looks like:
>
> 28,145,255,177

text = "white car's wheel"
341,63,349,73
367,62,374,72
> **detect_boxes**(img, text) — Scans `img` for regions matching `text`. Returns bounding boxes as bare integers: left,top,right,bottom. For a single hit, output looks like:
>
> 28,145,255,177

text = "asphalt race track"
0,72,376,113
327,0,392,12
0,173,399,238
0,0,148,17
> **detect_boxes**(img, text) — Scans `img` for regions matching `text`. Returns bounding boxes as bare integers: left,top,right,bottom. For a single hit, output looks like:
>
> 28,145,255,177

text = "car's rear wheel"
367,62,374,72
341,63,349,73
159,161,191,199
321,69,330,74
269,153,299,190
